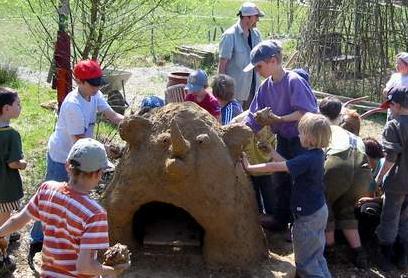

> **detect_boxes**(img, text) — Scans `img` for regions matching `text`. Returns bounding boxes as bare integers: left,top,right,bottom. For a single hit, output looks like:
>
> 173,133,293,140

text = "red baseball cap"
73,60,107,86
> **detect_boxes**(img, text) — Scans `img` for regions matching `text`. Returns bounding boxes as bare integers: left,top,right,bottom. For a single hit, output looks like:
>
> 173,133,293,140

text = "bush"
0,64,18,85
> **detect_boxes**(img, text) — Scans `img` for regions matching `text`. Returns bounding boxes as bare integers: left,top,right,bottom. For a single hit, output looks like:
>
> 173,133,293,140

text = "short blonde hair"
298,113,331,148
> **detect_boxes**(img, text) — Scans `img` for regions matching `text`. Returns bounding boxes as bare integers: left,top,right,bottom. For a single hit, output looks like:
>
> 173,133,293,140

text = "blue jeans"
44,152,69,182
293,204,331,278
30,153,69,244
274,134,306,225
376,192,408,245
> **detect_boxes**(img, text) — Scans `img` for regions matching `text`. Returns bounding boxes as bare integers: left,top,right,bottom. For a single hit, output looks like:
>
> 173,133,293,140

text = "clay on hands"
103,243,131,266
254,107,281,126
256,141,272,154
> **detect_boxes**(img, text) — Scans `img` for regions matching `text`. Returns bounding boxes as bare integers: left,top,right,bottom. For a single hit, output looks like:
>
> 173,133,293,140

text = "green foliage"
0,64,18,85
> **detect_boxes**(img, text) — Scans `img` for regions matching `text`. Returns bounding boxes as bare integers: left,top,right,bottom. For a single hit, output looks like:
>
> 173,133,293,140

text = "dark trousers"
356,202,382,246
251,175,276,214
243,72,257,110
274,134,306,225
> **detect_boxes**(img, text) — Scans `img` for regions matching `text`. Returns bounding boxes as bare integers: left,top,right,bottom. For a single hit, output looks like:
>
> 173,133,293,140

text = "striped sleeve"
26,185,44,221
224,104,234,125
80,211,109,250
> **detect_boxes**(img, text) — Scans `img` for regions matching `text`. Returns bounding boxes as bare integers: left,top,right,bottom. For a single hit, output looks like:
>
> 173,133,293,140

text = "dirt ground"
9,65,405,277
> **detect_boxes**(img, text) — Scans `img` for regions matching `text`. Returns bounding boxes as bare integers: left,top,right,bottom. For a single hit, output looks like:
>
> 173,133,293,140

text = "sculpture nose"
170,121,190,158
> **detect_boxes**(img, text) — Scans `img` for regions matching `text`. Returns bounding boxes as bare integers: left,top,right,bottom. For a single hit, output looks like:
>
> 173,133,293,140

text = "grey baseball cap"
67,138,113,172
237,2,265,17
243,40,282,72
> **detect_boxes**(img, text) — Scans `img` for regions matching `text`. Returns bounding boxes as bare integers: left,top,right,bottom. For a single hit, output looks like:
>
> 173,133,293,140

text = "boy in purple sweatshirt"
243,40,318,228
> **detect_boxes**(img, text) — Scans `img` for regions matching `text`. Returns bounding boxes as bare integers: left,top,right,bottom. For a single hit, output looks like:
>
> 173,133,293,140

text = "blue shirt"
219,21,262,101
286,148,326,216
221,100,243,125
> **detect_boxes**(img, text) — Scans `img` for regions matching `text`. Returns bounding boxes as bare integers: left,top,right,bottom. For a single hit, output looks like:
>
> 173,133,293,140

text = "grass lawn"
0,0,306,69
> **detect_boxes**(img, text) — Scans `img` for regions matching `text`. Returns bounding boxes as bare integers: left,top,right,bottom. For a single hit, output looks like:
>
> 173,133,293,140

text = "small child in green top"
0,87,26,271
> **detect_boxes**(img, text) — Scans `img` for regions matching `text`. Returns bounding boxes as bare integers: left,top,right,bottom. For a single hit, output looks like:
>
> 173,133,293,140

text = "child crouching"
242,113,332,277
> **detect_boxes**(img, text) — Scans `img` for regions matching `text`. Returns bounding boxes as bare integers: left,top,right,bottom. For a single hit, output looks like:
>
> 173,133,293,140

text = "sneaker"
27,241,43,271
352,247,368,269
376,244,394,272
9,232,20,243
3,256,16,273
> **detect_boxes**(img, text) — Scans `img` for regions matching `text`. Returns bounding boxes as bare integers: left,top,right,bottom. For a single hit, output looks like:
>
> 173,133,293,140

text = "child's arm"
0,207,32,238
270,149,286,162
375,159,394,186
242,153,288,174
8,159,27,170
102,109,125,125
77,249,129,277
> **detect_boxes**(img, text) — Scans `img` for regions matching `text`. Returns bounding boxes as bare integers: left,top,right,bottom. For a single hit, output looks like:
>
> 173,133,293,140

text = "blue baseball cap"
140,96,164,109
185,70,208,93
243,40,282,72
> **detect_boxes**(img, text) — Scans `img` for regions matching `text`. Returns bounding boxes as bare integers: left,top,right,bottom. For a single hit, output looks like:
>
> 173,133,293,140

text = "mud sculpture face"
104,102,266,267
118,102,250,183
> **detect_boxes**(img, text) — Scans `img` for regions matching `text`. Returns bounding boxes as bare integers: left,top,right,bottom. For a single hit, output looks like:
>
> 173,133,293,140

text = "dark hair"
68,159,98,178
211,74,235,102
363,137,384,159
319,97,342,121
0,87,18,115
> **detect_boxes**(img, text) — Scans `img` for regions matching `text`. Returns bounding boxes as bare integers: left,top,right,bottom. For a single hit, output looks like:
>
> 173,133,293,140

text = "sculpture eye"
196,134,210,145
156,133,171,146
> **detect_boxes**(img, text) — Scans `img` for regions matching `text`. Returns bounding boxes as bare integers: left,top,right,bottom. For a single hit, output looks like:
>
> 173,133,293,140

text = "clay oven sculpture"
103,102,266,266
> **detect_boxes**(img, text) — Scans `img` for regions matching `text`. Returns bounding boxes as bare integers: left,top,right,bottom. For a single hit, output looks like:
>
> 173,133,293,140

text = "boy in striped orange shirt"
0,138,129,277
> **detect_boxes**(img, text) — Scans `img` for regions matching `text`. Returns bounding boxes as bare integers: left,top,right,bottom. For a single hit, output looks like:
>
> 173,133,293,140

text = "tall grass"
0,64,18,84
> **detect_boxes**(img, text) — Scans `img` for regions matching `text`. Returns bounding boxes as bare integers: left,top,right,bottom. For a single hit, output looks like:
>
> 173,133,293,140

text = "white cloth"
385,73,408,90
326,125,365,156
48,89,111,163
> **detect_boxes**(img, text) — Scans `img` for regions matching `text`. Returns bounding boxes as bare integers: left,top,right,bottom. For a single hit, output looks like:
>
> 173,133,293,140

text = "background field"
0,0,305,69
